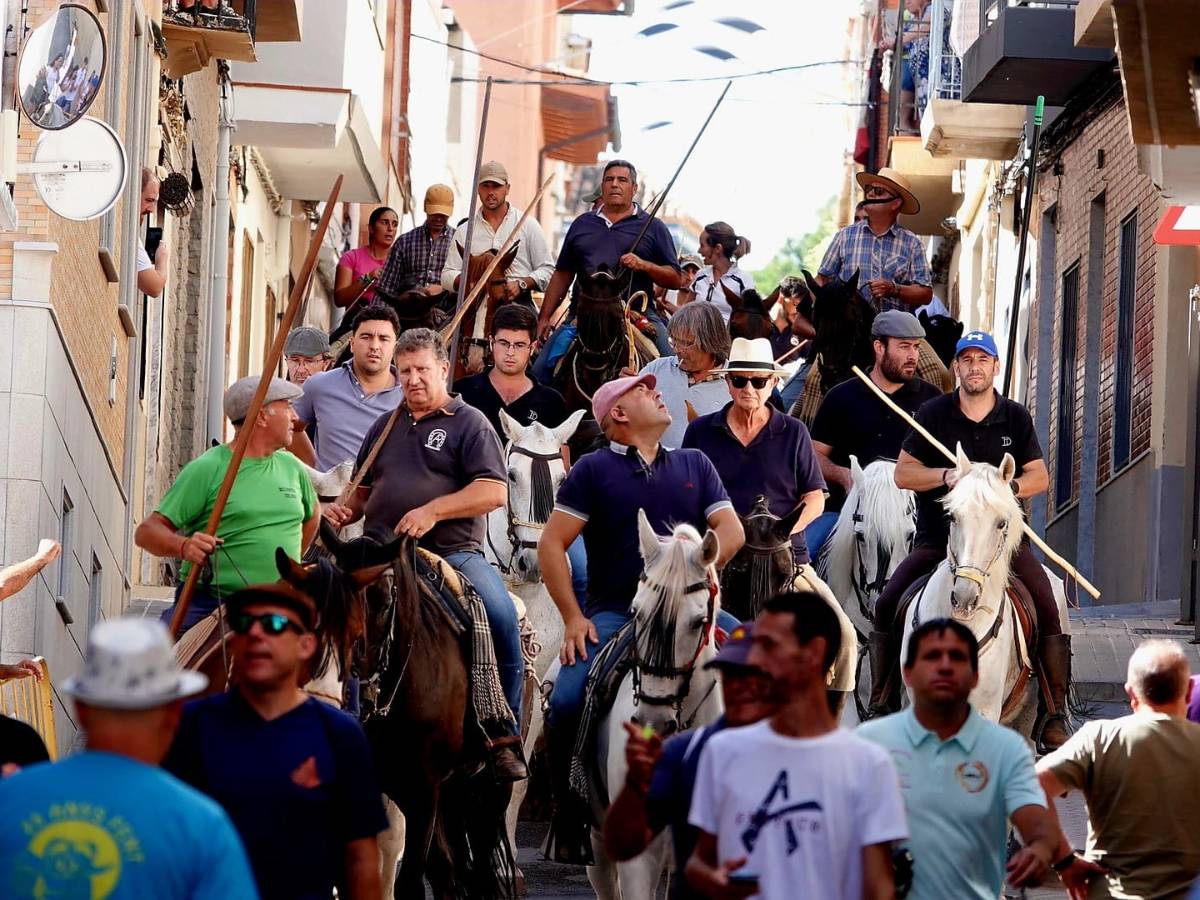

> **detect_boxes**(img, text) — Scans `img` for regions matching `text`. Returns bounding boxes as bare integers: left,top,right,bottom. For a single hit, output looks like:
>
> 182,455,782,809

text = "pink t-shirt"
337,247,387,306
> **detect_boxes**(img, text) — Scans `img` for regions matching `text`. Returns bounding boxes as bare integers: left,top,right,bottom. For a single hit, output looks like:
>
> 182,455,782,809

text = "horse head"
460,241,520,308
801,269,875,387
721,495,803,620
918,310,964,368
942,444,1023,618
629,509,722,734
489,408,585,582
723,284,773,342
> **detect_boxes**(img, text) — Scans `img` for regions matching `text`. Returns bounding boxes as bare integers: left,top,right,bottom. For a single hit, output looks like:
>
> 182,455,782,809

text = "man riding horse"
869,331,1071,751
533,159,679,383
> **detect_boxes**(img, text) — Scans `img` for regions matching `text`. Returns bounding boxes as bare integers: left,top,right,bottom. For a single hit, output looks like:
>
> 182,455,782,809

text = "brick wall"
1034,97,1162,511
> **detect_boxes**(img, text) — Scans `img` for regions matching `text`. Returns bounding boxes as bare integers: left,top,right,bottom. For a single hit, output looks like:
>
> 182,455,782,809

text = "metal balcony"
961,1,1114,105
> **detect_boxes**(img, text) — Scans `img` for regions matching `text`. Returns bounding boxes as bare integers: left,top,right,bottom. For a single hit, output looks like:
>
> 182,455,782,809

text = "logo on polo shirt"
955,761,989,794
425,429,448,451
1001,437,1012,447
527,411,539,422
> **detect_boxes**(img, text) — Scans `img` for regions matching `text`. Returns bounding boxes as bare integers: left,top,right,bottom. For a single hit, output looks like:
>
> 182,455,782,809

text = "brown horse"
314,523,517,900
721,282,774,342
454,242,520,380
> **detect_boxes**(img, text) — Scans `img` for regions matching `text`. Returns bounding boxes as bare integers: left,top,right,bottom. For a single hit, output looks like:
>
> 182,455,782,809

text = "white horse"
899,445,1069,735
818,456,915,723
589,511,725,900
484,408,585,862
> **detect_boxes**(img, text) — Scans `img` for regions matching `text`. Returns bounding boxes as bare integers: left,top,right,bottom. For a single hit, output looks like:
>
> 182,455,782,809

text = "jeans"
643,310,672,357
162,583,220,633
547,607,741,725
567,536,588,609
443,550,523,735
805,511,840,561
532,319,577,384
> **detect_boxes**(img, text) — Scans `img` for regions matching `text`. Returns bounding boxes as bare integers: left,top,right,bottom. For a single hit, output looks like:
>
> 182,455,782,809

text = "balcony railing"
978,0,1080,31
928,0,962,102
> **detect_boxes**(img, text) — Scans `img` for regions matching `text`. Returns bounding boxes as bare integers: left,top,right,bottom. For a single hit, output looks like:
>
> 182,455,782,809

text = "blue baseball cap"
955,330,999,358
705,622,757,670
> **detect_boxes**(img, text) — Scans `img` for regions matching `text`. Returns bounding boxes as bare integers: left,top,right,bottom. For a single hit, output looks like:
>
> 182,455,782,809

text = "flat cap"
871,309,925,339
284,326,330,358
223,376,302,423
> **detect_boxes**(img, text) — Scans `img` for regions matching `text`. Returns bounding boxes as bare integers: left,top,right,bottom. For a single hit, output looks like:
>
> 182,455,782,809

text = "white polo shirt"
690,264,756,321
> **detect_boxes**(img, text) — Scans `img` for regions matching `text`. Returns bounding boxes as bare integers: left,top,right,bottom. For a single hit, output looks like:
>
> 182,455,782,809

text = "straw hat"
64,618,208,710
712,337,791,377
855,167,921,215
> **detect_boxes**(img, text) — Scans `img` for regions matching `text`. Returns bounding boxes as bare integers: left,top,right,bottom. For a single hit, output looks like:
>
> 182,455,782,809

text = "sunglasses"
229,612,305,636
728,374,771,389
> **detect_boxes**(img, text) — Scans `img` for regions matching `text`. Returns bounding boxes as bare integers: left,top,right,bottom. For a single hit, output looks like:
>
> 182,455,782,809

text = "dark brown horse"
721,283,774,342
719,495,803,621
313,523,516,900
454,242,520,380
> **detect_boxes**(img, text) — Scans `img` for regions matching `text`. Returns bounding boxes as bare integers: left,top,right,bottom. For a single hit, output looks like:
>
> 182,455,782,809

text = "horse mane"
820,460,914,596
633,523,712,672
943,463,1024,564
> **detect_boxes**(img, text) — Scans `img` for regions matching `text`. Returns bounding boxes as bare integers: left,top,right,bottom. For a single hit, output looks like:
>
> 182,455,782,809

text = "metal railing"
0,657,58,759
929,0,963,101
979,0,1079,31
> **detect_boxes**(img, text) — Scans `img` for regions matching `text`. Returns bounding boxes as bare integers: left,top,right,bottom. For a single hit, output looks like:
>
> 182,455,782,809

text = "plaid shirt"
818,219,931,313
375,222,456,299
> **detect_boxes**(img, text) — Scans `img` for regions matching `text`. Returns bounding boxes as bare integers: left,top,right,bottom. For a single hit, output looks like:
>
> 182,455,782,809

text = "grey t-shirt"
639,355,729,449
355,395,506,556
294,363,403,470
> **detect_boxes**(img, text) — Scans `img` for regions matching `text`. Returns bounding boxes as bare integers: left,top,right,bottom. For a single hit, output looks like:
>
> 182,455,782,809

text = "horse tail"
440,774,519,899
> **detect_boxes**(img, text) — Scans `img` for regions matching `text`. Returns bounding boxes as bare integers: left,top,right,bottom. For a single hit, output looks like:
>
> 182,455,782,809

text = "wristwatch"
1010,479,1020,495
1051,851,1078,873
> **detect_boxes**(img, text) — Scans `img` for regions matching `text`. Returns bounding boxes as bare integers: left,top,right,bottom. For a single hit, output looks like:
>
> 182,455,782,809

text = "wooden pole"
170,176,344,636
439,175,555,343
850,365,1101,600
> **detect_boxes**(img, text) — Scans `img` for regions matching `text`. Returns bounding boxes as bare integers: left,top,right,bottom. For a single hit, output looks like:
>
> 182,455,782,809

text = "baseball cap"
592,373,657,425
424,184,454,217
479,161,509,186
955,330,999,358
679,254,703,271
284,326,331,358
223,375,303,423
705,622,757,670
871,309,925,340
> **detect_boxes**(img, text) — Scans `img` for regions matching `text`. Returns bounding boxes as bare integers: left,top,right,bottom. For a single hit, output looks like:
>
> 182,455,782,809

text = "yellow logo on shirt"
13,803,144,899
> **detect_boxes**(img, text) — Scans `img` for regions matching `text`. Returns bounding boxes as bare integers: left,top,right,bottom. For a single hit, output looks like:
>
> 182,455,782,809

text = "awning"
1114,0,1200,145
541,80,615,165
557,0,631,13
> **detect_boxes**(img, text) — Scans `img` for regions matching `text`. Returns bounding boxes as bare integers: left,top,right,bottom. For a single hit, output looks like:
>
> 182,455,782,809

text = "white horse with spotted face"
900,445,1069,736
818,456,915,723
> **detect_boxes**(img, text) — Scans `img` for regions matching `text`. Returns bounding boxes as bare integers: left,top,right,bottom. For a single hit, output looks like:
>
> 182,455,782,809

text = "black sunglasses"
728,374,771,389
229,612,305,636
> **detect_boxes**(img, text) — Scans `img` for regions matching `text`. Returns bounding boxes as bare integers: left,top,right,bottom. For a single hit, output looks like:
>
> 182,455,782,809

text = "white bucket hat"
712,337,791,377
63,618,208,710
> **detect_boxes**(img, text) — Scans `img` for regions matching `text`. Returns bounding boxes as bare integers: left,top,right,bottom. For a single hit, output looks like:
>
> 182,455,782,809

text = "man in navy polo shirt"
870,330,1069,752
533,159,681,380
603,623,776,900
538,372,743,860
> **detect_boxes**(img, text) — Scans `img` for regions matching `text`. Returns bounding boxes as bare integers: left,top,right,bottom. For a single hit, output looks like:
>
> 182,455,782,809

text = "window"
98,1,126,261
1055,263,1080,508
237,234,255,378
87,553,103,634
57,490,73,599
1113,211,1137,470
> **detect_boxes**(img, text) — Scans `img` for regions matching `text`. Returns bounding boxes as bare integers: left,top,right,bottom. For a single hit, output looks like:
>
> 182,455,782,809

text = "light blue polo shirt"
292,362,403,469
857,707,1045,900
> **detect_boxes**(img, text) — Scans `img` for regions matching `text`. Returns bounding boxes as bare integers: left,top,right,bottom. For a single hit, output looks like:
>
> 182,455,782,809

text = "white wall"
407,0,458,222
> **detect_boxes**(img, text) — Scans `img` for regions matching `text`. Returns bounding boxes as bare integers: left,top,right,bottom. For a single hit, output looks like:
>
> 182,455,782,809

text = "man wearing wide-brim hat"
817,167,933,315
0,618,259,897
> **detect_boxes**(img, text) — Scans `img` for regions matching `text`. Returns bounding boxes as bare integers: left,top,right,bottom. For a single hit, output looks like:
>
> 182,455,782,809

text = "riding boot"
867,630,899,719
542,720,593,865
1037,634,1072,753
486,734,529,784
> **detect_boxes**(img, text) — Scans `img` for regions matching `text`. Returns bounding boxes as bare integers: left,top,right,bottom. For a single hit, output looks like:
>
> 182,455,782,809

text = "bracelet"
941,469,949,486
1051,851,1078,873
178,535,189,557
1010,479,1020,495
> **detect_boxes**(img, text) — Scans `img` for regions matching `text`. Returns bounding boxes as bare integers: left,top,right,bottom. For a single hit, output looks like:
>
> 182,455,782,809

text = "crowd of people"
2,154,1200,900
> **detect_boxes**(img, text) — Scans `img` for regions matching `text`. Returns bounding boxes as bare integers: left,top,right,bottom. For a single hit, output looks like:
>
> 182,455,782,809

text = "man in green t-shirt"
135,376,320,632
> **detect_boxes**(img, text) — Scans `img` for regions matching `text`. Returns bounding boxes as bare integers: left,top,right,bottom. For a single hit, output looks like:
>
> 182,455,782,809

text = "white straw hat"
711,337,790,377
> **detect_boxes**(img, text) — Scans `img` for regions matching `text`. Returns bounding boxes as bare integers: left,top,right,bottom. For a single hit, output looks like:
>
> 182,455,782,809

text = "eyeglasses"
229,612,305,636
492,338,530,354
728,374,771,389
672,336,698,351
286,356,326,370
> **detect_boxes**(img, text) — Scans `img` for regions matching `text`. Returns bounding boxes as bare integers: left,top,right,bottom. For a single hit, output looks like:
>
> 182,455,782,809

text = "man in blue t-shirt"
0,617,257,900
603,624,777,899
538,371,744,862
164,582,388,900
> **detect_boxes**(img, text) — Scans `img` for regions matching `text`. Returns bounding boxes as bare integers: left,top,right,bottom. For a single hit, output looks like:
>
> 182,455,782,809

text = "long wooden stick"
850,365,1101,600
170,176,344,636
439,175,555,343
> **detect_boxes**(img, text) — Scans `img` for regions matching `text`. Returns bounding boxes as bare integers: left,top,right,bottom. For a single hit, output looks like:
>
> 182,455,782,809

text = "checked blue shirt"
818,218,931,312
376,222,456,298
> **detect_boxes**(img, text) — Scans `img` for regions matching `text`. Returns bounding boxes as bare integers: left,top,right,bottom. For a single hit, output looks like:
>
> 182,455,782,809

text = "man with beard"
867,332,1069,754
805,310,941,556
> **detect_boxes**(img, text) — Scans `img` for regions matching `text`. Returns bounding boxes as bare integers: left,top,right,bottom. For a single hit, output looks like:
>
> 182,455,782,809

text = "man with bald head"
1037,640,1200,898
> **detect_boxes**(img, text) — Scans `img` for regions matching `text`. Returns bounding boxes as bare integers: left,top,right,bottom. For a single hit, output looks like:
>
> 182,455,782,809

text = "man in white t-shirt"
137,169,169,298
687,590,907,899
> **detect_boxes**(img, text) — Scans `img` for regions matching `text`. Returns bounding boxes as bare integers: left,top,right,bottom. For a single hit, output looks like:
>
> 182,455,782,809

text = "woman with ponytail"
687,221,756,322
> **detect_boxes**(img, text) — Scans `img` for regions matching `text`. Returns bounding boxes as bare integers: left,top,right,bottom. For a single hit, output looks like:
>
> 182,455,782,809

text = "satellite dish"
18,4,107,131
28,116,127,221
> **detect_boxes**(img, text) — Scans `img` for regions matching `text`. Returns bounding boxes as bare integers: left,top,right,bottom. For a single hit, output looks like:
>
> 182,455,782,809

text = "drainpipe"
206,69,234,442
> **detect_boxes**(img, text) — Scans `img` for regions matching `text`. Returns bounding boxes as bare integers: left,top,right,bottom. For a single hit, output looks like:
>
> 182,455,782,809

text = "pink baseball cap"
592,373,657,424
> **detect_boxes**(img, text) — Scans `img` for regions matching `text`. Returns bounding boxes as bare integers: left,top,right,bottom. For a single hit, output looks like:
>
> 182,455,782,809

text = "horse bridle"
629,571,720,732
487,442,564,576
947,517,1010,594
570,288,648,402
849,503,901,624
